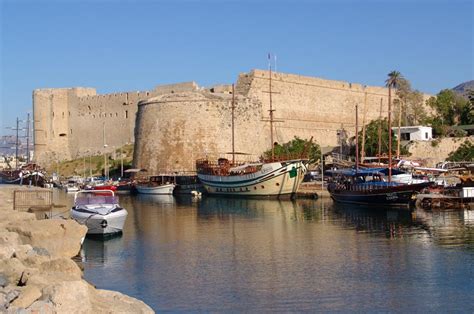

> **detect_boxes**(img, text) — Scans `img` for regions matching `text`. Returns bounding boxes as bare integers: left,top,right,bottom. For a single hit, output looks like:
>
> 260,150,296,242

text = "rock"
0,231,20,247
6,219,87,258
0,246,15,259
0,274,8,287
5,288,20,304
42,280,92,313
12,245,34,260
0,291,6,309
32,247,50,257
26,300,54,313
11,285,41,309
39,258,83,280
0,258,27,285
93,289,155,313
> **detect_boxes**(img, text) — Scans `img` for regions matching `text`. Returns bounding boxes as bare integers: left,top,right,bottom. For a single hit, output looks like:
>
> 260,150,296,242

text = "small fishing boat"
71,190,128,235
327,168,432,207
135,175,176,195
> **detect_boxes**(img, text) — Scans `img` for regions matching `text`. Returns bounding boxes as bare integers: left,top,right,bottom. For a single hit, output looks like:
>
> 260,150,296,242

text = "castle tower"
33,87,96,166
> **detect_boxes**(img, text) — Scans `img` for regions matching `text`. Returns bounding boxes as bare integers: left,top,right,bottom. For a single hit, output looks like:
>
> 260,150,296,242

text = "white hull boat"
197,159,308,197
71,190,128,235
135,183,176,195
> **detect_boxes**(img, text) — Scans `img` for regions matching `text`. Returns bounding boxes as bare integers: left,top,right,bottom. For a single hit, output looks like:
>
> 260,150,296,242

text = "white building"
392,126,433,141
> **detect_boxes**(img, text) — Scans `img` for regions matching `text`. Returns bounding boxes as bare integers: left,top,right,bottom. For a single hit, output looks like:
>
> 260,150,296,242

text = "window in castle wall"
88,106,91,111
59,133,66,137
70,129,73,135
125,110,128,119
109,113,112,117
115,113,118,117
62,112,65,118
68,111,70,117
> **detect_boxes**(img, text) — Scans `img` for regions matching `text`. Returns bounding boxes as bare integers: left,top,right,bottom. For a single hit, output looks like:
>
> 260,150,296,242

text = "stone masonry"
33,69,430,171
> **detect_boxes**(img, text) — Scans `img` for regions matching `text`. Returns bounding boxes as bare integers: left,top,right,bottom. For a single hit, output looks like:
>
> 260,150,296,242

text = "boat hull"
327,182,432,207
135,183,175,195
197,159,308,197
71,209,128,235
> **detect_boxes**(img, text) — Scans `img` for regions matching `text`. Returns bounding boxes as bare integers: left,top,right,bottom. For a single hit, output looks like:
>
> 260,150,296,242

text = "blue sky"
0,0,472,134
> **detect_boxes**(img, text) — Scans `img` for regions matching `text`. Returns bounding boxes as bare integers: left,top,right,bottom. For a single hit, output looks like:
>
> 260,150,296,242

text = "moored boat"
135,175,176,195
71,190,128,235
327,168,432,207
196,158,308,198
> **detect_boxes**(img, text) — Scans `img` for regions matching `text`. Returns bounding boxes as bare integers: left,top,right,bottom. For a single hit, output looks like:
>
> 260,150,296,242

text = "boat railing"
333,181,400,192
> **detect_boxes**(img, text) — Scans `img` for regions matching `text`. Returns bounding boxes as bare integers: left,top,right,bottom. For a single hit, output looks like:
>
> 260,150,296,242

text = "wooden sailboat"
196,60,309,198
327,97,431,207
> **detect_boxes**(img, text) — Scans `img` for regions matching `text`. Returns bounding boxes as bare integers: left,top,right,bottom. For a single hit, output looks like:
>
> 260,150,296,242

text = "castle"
33,69,419,173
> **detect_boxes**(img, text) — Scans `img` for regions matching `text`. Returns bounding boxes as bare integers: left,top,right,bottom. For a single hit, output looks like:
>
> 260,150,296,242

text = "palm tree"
385,71,403,181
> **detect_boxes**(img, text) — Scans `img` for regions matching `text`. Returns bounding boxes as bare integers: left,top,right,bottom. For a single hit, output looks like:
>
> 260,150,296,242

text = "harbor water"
56,191,473,312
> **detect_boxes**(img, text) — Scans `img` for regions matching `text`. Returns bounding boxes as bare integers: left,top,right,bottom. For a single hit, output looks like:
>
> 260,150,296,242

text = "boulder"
26,300,55,313
10,285,42,309
93,289,155,313
42,280,92,313
6,219,87,258
0,231,20,247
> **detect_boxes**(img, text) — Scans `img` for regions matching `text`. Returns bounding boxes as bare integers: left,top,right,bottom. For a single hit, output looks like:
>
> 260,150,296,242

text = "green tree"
447,141,474,161
262,137,320,162
357,118,409,157
427,89,470,127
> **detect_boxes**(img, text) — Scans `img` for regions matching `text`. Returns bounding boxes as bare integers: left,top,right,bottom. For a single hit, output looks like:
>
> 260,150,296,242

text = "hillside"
452,80,474,98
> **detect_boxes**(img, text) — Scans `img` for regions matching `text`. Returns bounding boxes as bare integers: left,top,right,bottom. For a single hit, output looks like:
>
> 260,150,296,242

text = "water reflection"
48,188,474,312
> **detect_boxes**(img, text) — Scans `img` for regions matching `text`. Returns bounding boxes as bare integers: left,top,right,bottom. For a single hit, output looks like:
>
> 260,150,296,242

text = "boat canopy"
326,167,407,177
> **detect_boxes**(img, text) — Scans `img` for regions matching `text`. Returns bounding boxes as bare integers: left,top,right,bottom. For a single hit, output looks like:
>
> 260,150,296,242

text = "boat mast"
269,54,275,161
388,87,392,182
361,92,368,164
15,117,19,169
231,84,235,165
26,113,30,163
355,104,359,173
378,98,382,164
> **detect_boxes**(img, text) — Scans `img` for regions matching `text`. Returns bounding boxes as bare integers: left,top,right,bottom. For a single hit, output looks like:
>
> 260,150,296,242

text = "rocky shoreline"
0,185,154,313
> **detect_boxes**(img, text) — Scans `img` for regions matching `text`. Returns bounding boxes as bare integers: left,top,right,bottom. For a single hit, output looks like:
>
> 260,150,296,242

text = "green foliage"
262,137,320,162
427,89,470,127
447,141,474,162
357,118,409,157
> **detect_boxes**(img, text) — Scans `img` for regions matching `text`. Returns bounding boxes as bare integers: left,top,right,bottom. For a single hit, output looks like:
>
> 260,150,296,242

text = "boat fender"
100,219,108,228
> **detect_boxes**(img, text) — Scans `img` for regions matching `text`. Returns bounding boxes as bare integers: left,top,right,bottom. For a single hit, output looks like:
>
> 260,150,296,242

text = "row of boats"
68,155,473,237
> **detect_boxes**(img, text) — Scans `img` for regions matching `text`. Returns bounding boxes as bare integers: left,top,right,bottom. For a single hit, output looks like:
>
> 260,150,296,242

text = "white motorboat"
135,175,176,195
65,184,81,193
71,190,128,235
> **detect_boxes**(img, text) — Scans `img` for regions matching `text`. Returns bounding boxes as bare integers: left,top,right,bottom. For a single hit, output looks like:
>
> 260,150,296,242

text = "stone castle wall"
34,69,431,171
134,70,412,173
33,83,198,166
